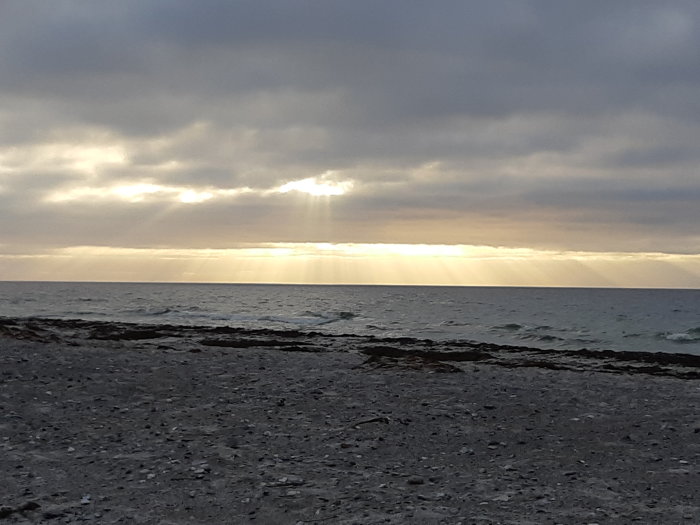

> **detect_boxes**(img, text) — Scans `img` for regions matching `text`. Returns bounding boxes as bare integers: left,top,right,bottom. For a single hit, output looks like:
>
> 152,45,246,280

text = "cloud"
0,0,699,267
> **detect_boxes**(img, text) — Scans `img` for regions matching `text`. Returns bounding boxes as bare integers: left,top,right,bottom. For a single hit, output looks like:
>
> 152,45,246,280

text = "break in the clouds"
1,0,700,261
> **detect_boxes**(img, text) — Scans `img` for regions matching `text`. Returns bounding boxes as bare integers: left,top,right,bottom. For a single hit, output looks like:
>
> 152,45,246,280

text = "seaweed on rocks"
200,338,325,352
0,318,60,343
360,354,464,373
88,326,169,341
200,338,313,348
1,316,699,379
0,501,40,519
360,345,493,362
357,345,492,373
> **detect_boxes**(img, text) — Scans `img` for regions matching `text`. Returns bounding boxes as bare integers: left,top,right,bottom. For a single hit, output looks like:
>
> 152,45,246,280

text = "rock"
42,509,65,519
361,355,464,373
349,416,390,428
0,501,40,519
407,475,425,485
360,345,492,364
200,338,313,349
278,475,305,486
89,326,166,340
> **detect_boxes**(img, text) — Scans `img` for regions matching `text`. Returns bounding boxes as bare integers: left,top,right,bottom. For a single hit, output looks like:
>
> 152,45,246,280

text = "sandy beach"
1,317,699,524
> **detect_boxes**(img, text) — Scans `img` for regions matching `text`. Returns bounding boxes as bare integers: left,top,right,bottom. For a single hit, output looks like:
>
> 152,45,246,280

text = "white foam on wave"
664,333,700,343
660,328,700,343
122,307,174,317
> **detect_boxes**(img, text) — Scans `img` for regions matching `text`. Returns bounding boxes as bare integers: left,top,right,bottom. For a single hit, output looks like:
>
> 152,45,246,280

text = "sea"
0,281,699,356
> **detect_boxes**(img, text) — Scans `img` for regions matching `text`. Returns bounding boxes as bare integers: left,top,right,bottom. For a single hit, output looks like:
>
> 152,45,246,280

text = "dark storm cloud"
5,1,699,123
1,0,700,254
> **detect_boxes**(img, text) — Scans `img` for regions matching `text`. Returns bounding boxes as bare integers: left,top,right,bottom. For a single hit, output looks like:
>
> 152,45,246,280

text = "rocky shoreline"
1,317,699,523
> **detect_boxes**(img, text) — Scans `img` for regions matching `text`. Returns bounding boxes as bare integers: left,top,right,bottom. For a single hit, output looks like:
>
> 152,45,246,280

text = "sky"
1,1,699,287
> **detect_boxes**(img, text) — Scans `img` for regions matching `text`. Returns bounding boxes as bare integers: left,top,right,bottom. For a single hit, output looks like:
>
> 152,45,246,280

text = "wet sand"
1,317,699,524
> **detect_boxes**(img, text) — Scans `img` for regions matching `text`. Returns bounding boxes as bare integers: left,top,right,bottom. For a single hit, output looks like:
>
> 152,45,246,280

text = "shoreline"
2,316,699,379
1,317,699,523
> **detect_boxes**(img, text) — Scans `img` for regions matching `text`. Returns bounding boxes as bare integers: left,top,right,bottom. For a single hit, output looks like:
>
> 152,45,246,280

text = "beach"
1,317,699,524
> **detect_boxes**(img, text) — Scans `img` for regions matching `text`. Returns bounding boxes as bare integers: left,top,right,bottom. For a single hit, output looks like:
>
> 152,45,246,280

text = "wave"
301,310,357,325
493,323,523,331
63,310,111,318
257,310,357,327
568,337,603,346
490,322,600,347
439,320,470,327
659,327,700,344
77,297,105,303
518,333,566,343
122,307,174,317
365,323,389,331
492,323,556,332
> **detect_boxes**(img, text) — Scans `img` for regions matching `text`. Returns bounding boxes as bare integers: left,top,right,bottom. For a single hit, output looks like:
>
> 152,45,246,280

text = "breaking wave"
659,327,700,344
259,311,357,327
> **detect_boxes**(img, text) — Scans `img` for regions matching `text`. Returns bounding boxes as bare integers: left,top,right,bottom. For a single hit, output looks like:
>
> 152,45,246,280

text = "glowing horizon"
1,243,698,289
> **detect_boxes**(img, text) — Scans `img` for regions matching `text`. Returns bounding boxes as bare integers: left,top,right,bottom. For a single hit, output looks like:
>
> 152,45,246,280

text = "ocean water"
0,281,699,356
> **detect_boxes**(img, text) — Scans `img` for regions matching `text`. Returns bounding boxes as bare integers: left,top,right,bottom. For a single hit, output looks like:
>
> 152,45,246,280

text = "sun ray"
4,243,699,288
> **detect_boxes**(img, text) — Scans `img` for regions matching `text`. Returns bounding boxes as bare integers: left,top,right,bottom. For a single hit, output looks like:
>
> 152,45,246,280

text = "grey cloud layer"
1,1,699,253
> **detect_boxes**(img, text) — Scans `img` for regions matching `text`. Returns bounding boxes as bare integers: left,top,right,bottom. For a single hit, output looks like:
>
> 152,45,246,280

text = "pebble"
278,475,305,486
